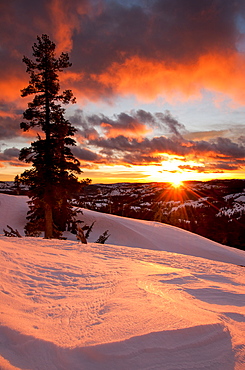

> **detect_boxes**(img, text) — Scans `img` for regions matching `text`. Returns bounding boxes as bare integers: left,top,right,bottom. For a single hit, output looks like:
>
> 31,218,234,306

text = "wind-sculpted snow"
0,324,235,370
0,237,245,369
0,194,245,369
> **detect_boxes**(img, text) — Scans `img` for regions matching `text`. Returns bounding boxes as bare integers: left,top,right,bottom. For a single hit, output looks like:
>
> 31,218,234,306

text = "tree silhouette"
19,34,83,238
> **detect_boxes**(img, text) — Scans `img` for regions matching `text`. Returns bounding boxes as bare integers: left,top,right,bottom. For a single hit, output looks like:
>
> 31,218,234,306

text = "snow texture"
0,193,245,369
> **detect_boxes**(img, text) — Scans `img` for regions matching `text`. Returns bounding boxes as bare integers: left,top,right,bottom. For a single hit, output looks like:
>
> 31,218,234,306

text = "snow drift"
0,193,245,369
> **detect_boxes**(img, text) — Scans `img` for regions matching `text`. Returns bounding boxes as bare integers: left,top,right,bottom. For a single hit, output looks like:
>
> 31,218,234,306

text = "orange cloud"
0,77,27,104
48,0,78,53
101,121,151,138
96,52,245,104
0,111,17,119
48,0,91,54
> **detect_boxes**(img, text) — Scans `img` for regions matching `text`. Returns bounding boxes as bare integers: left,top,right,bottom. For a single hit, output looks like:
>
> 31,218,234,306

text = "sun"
169,172,185,188
171,178,183,188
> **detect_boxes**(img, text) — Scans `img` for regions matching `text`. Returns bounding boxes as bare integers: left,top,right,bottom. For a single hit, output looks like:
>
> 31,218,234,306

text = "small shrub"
95,230,110,244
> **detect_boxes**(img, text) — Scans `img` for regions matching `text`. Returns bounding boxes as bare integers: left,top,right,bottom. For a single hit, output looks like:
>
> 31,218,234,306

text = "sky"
0,0,245,184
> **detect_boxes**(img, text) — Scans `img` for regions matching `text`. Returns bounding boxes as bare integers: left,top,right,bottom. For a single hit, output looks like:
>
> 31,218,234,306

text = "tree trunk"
44,201,53,238
44,61,52,239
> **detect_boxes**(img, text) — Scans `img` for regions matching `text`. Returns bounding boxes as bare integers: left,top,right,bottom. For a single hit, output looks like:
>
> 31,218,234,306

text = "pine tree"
19,34,83,238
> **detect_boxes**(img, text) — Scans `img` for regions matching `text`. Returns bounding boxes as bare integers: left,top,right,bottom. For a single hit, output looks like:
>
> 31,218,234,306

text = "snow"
171,198,207,212
0,193,245,369
224,193,245,201
217,193,245,218
236,195,245,202
217,204,245,218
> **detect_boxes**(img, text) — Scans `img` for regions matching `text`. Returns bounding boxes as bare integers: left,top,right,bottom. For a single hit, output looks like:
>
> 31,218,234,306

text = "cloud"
70,0,238,72
0,115,22,139
71,109,185,139
1,0,245,104
121,153,163,166
155,111,186,137
68,109,245,171
212,137,245,158
0,147,20,167
179,162,241,173
1,1,245,178
72,146,102,162
84,133,245,168
187,137,245,159
67,0,245,103
183,130,230,141
100,113,151,138
95,53,245,104
47,0,92,53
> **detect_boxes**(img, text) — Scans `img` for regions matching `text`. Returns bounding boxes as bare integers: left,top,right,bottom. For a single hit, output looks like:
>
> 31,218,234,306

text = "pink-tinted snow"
0,193,244,369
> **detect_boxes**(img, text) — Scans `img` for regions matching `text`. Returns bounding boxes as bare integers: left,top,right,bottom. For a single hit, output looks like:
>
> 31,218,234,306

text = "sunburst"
170,178,183,188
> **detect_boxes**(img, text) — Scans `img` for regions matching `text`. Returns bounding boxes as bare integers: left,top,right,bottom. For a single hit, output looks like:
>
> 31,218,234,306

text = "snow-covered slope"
1,179,245,250
0,193,245,369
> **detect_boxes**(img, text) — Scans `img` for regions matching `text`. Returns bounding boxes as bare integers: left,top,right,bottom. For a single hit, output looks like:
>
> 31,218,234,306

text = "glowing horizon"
1,160,245,184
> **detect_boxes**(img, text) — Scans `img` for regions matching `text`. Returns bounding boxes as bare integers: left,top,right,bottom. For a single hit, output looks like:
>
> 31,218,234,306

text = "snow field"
0,193,245,369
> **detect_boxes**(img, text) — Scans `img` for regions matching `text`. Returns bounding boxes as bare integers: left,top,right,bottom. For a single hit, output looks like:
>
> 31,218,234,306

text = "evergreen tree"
19,34,83,238
14,175,21,195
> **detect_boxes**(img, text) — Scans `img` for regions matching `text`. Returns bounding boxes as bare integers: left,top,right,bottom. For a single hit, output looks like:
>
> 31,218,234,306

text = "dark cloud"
89,112,149,137
71,0,240,74
72,146,101,161
186,137,245,159
70,110,100,141
0,115,22,139
150,0,238,60
155,111,186,137
213,137,245,158
86,133,245,167
88,135,182,159
0,1,50,78
0,147,20,161
71,109,185,138
179,162,241,173
121,153,163,166
71,3,147,73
